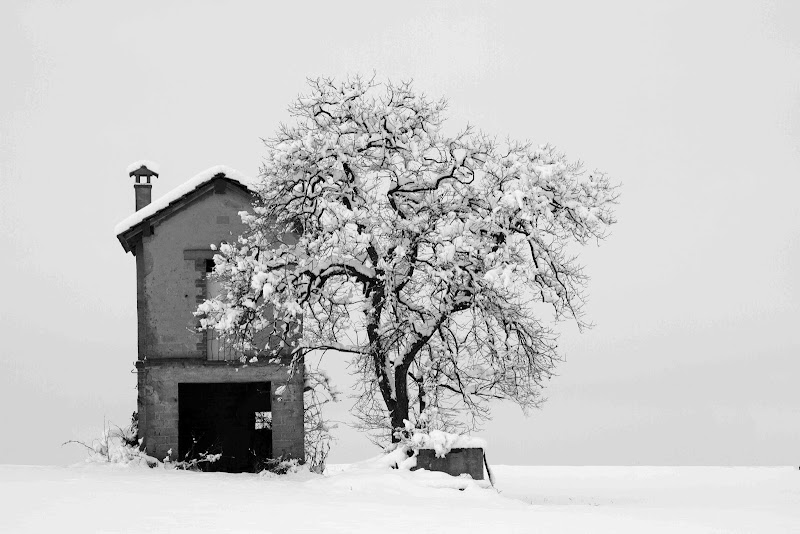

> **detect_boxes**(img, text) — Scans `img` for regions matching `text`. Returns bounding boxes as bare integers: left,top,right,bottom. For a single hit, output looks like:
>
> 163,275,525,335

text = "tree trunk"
390,362,411,442
417,376,426,416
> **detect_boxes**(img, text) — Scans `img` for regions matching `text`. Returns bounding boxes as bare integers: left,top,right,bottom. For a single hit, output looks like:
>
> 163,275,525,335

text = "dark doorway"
178,382,272,472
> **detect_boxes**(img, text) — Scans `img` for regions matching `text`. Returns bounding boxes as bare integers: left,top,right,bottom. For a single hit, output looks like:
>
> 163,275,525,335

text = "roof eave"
115,177,255,253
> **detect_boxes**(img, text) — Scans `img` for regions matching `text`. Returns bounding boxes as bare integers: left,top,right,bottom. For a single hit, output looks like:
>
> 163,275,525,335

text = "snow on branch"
195,75,619,445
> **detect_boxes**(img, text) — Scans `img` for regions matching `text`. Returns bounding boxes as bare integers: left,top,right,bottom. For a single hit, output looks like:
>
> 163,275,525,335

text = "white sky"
1,0,798,466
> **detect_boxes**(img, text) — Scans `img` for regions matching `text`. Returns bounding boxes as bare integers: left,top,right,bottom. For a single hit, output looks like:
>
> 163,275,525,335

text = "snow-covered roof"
115,165,258,237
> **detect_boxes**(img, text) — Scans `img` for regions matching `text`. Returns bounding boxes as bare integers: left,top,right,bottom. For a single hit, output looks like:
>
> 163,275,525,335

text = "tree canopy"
196,76,618,443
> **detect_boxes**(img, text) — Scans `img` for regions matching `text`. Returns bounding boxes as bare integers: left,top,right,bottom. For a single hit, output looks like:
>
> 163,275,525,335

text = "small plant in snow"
303,365,339,473
66,417,226,471
171,435,224,471
258,458,303,476
64,413,160,468
171,451,223,471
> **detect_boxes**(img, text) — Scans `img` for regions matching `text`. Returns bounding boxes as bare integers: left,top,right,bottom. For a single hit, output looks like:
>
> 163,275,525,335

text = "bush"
64,413,160,468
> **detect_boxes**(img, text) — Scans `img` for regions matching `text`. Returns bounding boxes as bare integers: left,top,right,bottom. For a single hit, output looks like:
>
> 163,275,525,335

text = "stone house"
115,163,304,472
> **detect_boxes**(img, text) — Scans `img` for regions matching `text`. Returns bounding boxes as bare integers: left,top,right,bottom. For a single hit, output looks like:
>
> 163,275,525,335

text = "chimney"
128,163,159,211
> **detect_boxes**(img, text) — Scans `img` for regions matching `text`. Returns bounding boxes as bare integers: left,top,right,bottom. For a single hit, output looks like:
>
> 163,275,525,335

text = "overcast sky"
1,0,798,466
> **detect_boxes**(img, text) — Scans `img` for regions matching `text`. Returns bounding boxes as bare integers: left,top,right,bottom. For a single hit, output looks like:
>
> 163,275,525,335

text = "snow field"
0,464,797,533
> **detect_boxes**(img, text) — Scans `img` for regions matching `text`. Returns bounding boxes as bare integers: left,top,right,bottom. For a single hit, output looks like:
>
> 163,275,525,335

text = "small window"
205,259,215,273
255,411,272,430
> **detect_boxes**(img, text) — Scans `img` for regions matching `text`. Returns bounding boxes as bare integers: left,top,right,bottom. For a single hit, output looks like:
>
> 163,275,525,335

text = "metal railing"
206,329,237,361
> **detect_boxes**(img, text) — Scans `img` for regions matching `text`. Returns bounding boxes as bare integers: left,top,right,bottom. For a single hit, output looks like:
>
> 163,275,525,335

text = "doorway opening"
178,382,272,472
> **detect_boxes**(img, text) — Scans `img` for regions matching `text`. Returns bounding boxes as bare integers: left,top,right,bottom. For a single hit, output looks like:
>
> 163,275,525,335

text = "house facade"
116,164,304,471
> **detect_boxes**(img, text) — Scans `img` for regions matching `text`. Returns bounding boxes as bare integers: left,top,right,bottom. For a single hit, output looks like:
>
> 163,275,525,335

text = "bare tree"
196,75,618,444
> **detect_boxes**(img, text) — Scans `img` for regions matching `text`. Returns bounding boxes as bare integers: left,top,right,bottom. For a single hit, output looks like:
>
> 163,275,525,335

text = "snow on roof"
115,165,259,236
126,160,161,175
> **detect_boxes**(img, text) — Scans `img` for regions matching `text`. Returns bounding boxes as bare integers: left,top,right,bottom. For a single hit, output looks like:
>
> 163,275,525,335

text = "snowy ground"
0,463,797,533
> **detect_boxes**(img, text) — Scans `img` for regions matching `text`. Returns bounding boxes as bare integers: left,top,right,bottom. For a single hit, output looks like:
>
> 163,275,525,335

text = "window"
254,411,272,430
206,262,235,361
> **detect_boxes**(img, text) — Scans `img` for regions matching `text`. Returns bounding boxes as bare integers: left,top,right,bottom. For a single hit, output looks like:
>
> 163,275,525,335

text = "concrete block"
413,448,484,480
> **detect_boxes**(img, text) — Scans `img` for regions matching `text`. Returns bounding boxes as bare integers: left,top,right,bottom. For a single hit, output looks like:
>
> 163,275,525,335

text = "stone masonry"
136,361,304,461
118,169,305,468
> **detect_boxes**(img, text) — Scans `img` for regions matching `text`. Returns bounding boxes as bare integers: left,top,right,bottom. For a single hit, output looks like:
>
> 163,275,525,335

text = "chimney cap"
127,160,160,184
129,165,159,179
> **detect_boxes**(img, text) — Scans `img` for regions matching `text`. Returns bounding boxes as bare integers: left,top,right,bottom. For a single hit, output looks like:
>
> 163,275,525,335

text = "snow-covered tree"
196,76,618,443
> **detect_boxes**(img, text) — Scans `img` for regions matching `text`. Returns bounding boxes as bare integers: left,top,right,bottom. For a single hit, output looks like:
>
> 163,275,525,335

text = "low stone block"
412,448,484,480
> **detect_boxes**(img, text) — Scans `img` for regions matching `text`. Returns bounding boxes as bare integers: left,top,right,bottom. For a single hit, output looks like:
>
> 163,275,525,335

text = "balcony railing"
206,329,237,361
205,328,296,363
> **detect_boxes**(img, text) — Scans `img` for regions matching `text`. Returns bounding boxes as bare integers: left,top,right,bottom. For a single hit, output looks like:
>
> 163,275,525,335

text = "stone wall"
135,183,253,359
130,180,304,468
413,448,485,480
137,360,305,462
